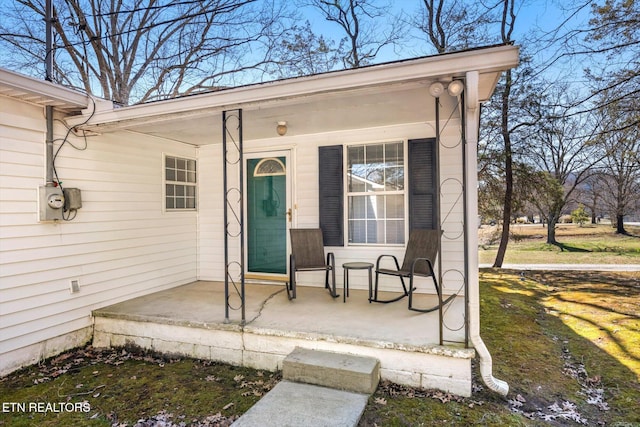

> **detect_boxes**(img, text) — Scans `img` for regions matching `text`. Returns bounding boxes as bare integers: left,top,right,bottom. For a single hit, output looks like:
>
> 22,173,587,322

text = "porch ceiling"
126,82,442,144
70,45,519,145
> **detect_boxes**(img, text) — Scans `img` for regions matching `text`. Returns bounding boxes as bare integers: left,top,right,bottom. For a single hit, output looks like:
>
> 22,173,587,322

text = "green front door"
246,156,288,274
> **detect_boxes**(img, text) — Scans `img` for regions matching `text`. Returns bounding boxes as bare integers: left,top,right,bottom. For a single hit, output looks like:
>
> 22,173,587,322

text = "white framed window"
165,155,197,210
346,141,405,244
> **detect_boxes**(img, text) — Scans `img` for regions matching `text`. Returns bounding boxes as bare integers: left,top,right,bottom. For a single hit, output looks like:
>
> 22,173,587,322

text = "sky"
0,0,594,69
0,0,597,99
298,0,593,72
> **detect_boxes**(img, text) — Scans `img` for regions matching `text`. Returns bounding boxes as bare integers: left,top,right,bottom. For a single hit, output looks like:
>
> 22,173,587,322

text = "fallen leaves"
232,372,277,398
238,379,272,397
562,348,610,411
376,381,464,404
541,401,589,424
374,397,387,405
506,344,611,424
21,347,174,388
127,410,238,426
507,393,526,409
3,346,278,427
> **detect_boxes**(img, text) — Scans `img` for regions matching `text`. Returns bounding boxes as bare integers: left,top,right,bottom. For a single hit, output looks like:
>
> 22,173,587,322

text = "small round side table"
342,262,374,303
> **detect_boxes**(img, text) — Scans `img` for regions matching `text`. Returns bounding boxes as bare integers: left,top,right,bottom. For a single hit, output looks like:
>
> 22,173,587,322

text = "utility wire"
50,0,253,51
88,0,254,18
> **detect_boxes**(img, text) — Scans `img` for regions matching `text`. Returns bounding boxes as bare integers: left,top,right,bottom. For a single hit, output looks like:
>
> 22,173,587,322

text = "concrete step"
283,347,380,394
232,381,368,427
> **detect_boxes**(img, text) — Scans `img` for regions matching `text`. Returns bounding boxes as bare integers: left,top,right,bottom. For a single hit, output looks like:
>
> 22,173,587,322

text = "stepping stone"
283,347,380,394
232,381,368,427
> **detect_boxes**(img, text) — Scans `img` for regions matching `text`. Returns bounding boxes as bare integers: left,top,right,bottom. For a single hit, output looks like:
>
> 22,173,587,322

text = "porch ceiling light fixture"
447,80,464,96
276,121,287,136
429,80,464,98
428,81,445,98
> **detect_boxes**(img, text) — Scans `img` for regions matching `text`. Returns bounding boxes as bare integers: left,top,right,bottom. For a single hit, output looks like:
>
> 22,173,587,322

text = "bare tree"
413,0,493,53
0,0,292,104
534,0,640,233
298,0,402,68
487,0,517,267
575,173,606,224
583,0,639,123
274,20,344,78
525,170,565,227
592,92,640,234
478,159,539,225
524,88,605,244
414,0,531,267
551,1,640,127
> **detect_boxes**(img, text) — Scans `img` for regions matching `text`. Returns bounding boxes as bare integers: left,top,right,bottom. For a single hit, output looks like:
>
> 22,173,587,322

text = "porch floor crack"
245,288,285,325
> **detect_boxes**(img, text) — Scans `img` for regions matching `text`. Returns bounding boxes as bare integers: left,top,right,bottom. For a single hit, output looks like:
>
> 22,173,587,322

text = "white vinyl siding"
197,122,457,284
0,96,197,375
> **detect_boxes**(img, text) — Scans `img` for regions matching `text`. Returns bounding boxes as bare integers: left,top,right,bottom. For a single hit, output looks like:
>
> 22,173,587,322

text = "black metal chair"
287,228,339,300
371,229,456,313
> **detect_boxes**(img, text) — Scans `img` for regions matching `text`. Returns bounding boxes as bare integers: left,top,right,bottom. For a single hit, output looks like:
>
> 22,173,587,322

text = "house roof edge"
72,44,519,128
0,68,89,112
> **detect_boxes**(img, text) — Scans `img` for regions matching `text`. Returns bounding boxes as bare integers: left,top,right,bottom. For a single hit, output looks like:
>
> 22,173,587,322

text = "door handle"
287,208,292,222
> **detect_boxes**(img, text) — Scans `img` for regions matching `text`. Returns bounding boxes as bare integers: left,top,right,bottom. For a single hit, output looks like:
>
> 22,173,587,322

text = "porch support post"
222,109,245,324
433,96,444,346
460,88,469,349
465,71,509,396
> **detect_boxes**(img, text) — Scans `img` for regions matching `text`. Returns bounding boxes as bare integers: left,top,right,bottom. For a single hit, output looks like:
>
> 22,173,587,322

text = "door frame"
243,147,295,278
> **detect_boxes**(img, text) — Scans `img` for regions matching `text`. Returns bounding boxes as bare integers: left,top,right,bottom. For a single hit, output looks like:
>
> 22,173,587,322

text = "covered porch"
92,281,474,396
71,44,520,398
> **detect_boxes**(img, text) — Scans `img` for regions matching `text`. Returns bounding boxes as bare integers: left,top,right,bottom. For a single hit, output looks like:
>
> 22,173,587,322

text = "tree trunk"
494,178,512,267
547,214,558,244
493,70,513,268
616,214,626,234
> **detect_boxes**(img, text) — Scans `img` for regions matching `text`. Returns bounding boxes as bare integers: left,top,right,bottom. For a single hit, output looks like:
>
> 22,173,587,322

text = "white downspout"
465,71,509,396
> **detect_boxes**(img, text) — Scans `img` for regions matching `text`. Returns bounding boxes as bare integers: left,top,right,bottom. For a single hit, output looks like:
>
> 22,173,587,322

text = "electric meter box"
63,188,82,210
38,186,64,221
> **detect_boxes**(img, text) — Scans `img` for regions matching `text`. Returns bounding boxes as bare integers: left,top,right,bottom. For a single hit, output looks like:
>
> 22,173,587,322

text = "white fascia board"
0,68,89,110
70,45,519,129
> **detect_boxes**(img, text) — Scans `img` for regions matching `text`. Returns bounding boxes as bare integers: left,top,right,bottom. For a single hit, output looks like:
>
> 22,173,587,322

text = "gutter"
464,70,509,396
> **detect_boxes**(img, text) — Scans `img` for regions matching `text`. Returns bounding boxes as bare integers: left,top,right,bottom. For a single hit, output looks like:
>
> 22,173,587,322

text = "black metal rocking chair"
287,228,339,300
371,229,456,313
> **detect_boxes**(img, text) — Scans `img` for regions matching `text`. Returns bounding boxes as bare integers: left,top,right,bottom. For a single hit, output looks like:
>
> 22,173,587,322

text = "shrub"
571,205,590,227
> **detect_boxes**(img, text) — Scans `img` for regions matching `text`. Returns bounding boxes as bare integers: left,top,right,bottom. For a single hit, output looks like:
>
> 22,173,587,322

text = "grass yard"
0,351,278,426
360,269,640,426
479,224,640,265
2,270,638,426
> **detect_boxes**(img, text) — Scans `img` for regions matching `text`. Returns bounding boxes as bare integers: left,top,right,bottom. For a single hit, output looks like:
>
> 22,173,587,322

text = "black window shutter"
408,138,437,231
318,145,344,246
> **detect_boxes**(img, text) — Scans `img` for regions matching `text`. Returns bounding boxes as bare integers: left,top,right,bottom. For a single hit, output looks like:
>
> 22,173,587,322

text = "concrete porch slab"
92,281,475,396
